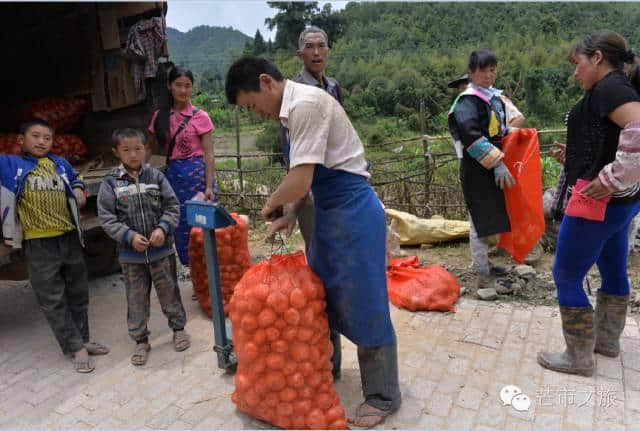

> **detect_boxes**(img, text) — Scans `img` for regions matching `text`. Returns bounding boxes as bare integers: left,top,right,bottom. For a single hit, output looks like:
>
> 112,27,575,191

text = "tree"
310,4,346,46
253,30,267,55
265,2,319,50
242,40,253,55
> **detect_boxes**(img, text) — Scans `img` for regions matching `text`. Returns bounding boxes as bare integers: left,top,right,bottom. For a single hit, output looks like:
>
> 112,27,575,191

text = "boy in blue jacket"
97,128,189,366
0,119,109,373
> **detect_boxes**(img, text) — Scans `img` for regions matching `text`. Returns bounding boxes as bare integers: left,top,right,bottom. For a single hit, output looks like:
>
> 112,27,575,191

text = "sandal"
131,343,151,366
173,330,191,352
348,402,396,428
84,341,110,356
72,356,95,374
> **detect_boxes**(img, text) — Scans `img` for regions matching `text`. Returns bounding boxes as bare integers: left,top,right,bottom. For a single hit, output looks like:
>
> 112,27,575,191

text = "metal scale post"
185,200,237,373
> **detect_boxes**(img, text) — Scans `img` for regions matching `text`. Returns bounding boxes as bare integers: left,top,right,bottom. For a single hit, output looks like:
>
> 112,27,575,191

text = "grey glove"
494,161,516,190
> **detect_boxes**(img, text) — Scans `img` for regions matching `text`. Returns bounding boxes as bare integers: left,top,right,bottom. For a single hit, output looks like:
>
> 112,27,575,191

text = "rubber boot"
594,291,629,358
537,306,595,377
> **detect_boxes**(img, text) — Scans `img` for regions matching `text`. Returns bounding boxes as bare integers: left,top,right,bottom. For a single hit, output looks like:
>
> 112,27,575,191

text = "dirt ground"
247,222,640,313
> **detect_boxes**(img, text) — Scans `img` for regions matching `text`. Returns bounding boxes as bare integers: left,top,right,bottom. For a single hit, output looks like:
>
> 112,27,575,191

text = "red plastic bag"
565,178,611,221
188,213,252,317
386,257,460,312
230,252,348,430
498,128,546,263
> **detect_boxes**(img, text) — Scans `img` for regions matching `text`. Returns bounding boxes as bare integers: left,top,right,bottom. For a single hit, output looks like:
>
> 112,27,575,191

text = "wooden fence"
214,111,567,222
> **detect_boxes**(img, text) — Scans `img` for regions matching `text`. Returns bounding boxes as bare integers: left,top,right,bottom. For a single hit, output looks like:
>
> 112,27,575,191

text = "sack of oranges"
188,212,251,317
229,251,348,429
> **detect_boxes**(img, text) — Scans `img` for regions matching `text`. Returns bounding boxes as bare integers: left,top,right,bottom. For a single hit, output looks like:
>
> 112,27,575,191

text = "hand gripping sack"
230,252,348,429
188,212,251,317
387,257,460,312
498,128,546,263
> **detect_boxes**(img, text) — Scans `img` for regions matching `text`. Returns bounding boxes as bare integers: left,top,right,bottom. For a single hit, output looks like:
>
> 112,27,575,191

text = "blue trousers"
554,200,640,307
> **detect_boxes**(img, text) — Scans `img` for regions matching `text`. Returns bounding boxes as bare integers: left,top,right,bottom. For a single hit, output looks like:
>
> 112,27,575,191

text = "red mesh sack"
387,257,460,312
230,251,348,430
498,128,546,263
0,133,87,163
50,135,88,164
27,98,88,133
0,134,24,155
188,212,251,317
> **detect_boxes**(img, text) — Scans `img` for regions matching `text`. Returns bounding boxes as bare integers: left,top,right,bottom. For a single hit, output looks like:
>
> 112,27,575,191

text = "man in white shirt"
226,56,401,428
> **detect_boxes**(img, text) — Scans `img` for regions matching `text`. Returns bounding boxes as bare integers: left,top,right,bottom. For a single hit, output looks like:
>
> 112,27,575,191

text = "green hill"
167,25,250,79
266,2,640,133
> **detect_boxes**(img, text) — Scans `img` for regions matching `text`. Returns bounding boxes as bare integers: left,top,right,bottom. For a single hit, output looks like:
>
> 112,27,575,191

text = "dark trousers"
25,231,89,355
121,254,187,342
331,328,402,412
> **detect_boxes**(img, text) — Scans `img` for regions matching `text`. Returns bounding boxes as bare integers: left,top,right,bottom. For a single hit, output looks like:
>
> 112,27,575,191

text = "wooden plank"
98,7,120,50
104,50,138,110
119,2,157,17
91,53,108,112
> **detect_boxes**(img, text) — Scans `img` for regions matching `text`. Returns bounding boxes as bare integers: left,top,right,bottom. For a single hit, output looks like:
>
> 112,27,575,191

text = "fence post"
419,100,432,218
235,108,244,209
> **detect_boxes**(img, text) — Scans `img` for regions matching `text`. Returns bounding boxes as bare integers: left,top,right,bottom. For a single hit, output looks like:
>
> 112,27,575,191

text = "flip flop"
173,330,191,352
84,342,110,356
72,356,95,374
348,402,395,428
131,343,151,366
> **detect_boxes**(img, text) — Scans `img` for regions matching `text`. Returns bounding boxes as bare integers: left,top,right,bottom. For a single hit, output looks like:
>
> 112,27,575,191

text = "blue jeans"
554,200,640,307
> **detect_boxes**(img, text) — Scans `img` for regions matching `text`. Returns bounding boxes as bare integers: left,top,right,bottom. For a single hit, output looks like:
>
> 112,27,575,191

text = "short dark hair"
468,49,498,72
225,56,284,104
112,128,146,148
19,118,54,135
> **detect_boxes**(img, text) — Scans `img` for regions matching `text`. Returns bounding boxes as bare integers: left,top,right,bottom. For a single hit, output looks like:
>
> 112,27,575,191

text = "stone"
477,288,498,301
514,264,536,279
495,281,515,295
460,287,467,296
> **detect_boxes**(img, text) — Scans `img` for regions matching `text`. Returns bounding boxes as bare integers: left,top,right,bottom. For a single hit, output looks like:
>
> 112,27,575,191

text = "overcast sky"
166,1,348,39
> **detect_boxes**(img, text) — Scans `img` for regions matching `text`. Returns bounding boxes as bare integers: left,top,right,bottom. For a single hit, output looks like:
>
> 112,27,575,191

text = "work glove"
494,161,516,190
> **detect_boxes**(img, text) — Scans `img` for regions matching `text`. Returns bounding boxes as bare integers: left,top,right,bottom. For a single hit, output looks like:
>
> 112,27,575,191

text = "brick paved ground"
1,274,640,430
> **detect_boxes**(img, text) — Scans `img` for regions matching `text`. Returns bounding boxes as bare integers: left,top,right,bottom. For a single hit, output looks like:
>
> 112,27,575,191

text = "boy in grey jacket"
98,128,190,366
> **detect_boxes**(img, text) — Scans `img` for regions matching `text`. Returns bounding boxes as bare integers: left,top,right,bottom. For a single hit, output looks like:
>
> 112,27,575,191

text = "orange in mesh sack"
188,212,251,317
387,256,460,312
498,128,545,263
230,251,348,429
0,133,88,162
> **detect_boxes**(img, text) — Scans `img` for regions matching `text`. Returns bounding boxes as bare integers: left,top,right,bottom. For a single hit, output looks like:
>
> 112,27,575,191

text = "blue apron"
306,164,395,348
166,156,219,266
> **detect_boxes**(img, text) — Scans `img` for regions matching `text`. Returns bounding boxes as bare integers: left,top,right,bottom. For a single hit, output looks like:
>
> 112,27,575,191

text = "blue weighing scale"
185,200,238,373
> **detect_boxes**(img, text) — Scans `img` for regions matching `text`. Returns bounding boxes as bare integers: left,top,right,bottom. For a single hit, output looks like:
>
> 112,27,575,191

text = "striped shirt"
18,157,74,239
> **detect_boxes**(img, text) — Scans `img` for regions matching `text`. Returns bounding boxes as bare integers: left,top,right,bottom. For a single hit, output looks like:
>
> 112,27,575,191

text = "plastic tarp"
385,208,469,245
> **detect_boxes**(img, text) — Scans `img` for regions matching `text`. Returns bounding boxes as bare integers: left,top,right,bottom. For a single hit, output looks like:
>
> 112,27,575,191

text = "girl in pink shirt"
148,67,218,266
